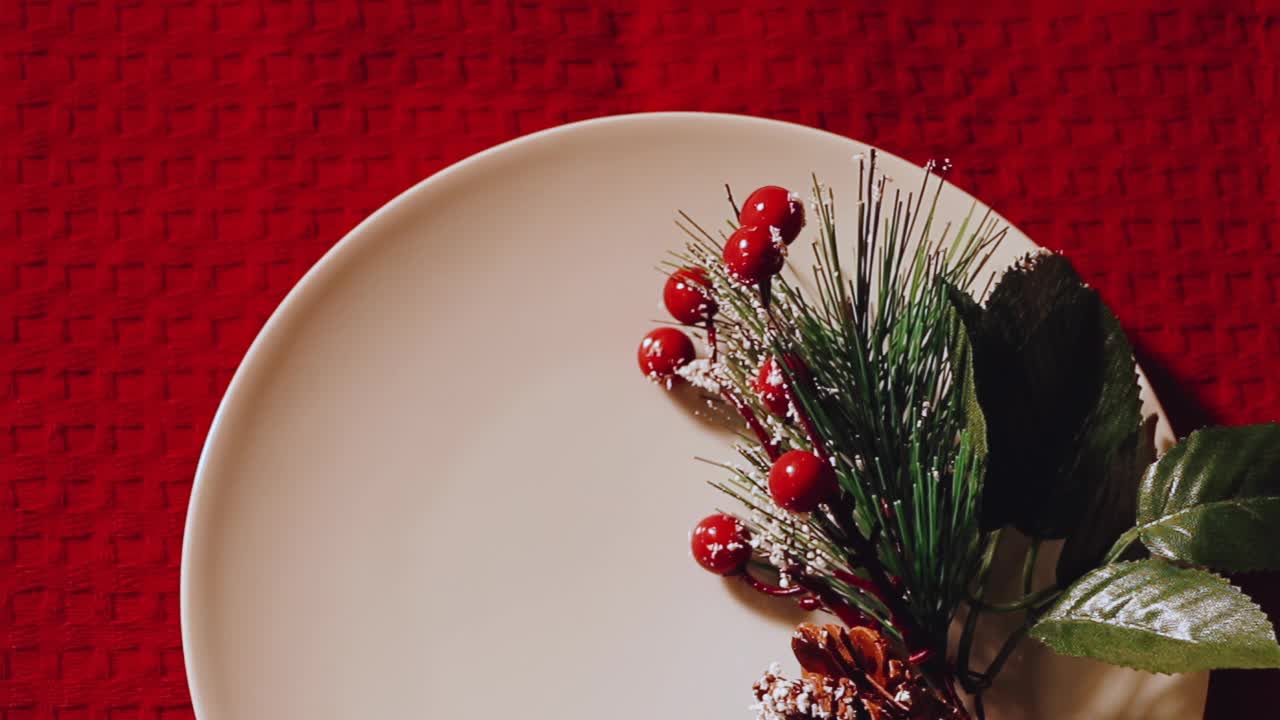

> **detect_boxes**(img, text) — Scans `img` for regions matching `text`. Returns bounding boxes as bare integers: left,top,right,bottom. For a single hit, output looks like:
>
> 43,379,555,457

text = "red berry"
637,327,695,379
739,186,805,245
753,355,808,416
663,267,717,325
768,450,837,513
691,513,752,575
754,358,790,416
723,225,784,286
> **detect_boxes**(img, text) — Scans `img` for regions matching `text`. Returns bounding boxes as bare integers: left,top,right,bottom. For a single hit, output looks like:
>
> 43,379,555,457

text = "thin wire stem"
1022,539,1042,596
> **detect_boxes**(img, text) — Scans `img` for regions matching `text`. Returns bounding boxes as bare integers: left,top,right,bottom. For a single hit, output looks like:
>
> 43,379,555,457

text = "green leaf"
951,254,1142,537
1057,415,1157,586
948,291,987,459
1136,423,1280,572
1032,559,1280,673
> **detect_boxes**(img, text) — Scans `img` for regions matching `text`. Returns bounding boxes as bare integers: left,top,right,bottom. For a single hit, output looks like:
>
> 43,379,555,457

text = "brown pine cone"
752,664,865,720
750,624,965,720
792,624,889,688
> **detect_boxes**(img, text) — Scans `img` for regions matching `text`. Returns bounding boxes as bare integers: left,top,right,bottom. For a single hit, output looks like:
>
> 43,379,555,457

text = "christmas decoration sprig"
637,152,1280,720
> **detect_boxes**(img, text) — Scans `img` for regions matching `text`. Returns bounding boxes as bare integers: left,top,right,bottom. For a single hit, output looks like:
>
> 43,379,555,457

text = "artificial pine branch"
671,153,1005,679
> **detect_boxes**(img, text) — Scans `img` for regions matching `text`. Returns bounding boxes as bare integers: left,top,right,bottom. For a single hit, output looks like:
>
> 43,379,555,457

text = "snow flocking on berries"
754,357,790,417
768,450,837,514
753,354,809,418
739,185,805,246
663,266,717,325
722,225,784,286
690,513,752,576
636,327,695,380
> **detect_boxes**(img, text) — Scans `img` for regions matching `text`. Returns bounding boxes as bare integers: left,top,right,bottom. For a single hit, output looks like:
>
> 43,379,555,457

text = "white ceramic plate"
181,113,1207,719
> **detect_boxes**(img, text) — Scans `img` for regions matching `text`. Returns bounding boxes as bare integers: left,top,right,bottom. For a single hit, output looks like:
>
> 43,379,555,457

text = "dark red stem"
834,569,892,605
721,388,780,461
797,595,822,611
738,570,806,597
781,372,828,460
741,563,872,627
792,576,874,629
826,600,872,628
832,522,927,654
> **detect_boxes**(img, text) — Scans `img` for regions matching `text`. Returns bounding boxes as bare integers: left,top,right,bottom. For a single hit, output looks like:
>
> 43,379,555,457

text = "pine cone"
751,624,964,720
792,623,888,688
752,665,865,720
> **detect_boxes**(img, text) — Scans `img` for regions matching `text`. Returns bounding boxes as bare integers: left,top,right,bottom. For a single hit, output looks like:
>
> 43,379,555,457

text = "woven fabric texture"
1,1,1277,718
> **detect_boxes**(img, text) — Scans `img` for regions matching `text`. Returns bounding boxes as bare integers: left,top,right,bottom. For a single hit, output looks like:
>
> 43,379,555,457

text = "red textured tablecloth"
2,1,1277,717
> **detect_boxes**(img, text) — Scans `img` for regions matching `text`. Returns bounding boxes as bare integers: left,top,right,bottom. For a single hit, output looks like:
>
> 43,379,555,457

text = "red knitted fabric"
1,1,1277,717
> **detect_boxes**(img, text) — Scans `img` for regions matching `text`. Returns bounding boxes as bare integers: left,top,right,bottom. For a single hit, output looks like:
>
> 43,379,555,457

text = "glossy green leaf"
1032,559,1280,673
1136,423,1280,571
950,254,1142,537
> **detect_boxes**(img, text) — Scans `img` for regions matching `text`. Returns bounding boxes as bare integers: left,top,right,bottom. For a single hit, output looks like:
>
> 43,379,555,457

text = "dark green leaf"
1057,415,1157,585
951,254,1142,537
1032,559,1280,673
1136,423,1280,571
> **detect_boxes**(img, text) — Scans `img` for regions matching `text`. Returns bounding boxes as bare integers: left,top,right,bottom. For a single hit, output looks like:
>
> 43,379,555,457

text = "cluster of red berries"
690,449,836,576
724,185,805,285
636,186,806,381
634,185,835,584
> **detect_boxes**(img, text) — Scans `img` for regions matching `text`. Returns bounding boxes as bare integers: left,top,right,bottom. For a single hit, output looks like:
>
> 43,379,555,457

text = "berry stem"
797,595,822,611
833,569,891,606
828,512,928,658
706,319,718,363
784,570,888,631
720,388,780,461
756,300,827,462
779,371,828,461
725,183,740,218
738,570,806,597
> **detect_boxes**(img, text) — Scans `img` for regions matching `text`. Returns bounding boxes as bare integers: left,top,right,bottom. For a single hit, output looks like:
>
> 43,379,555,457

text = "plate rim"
179,111,1170,717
